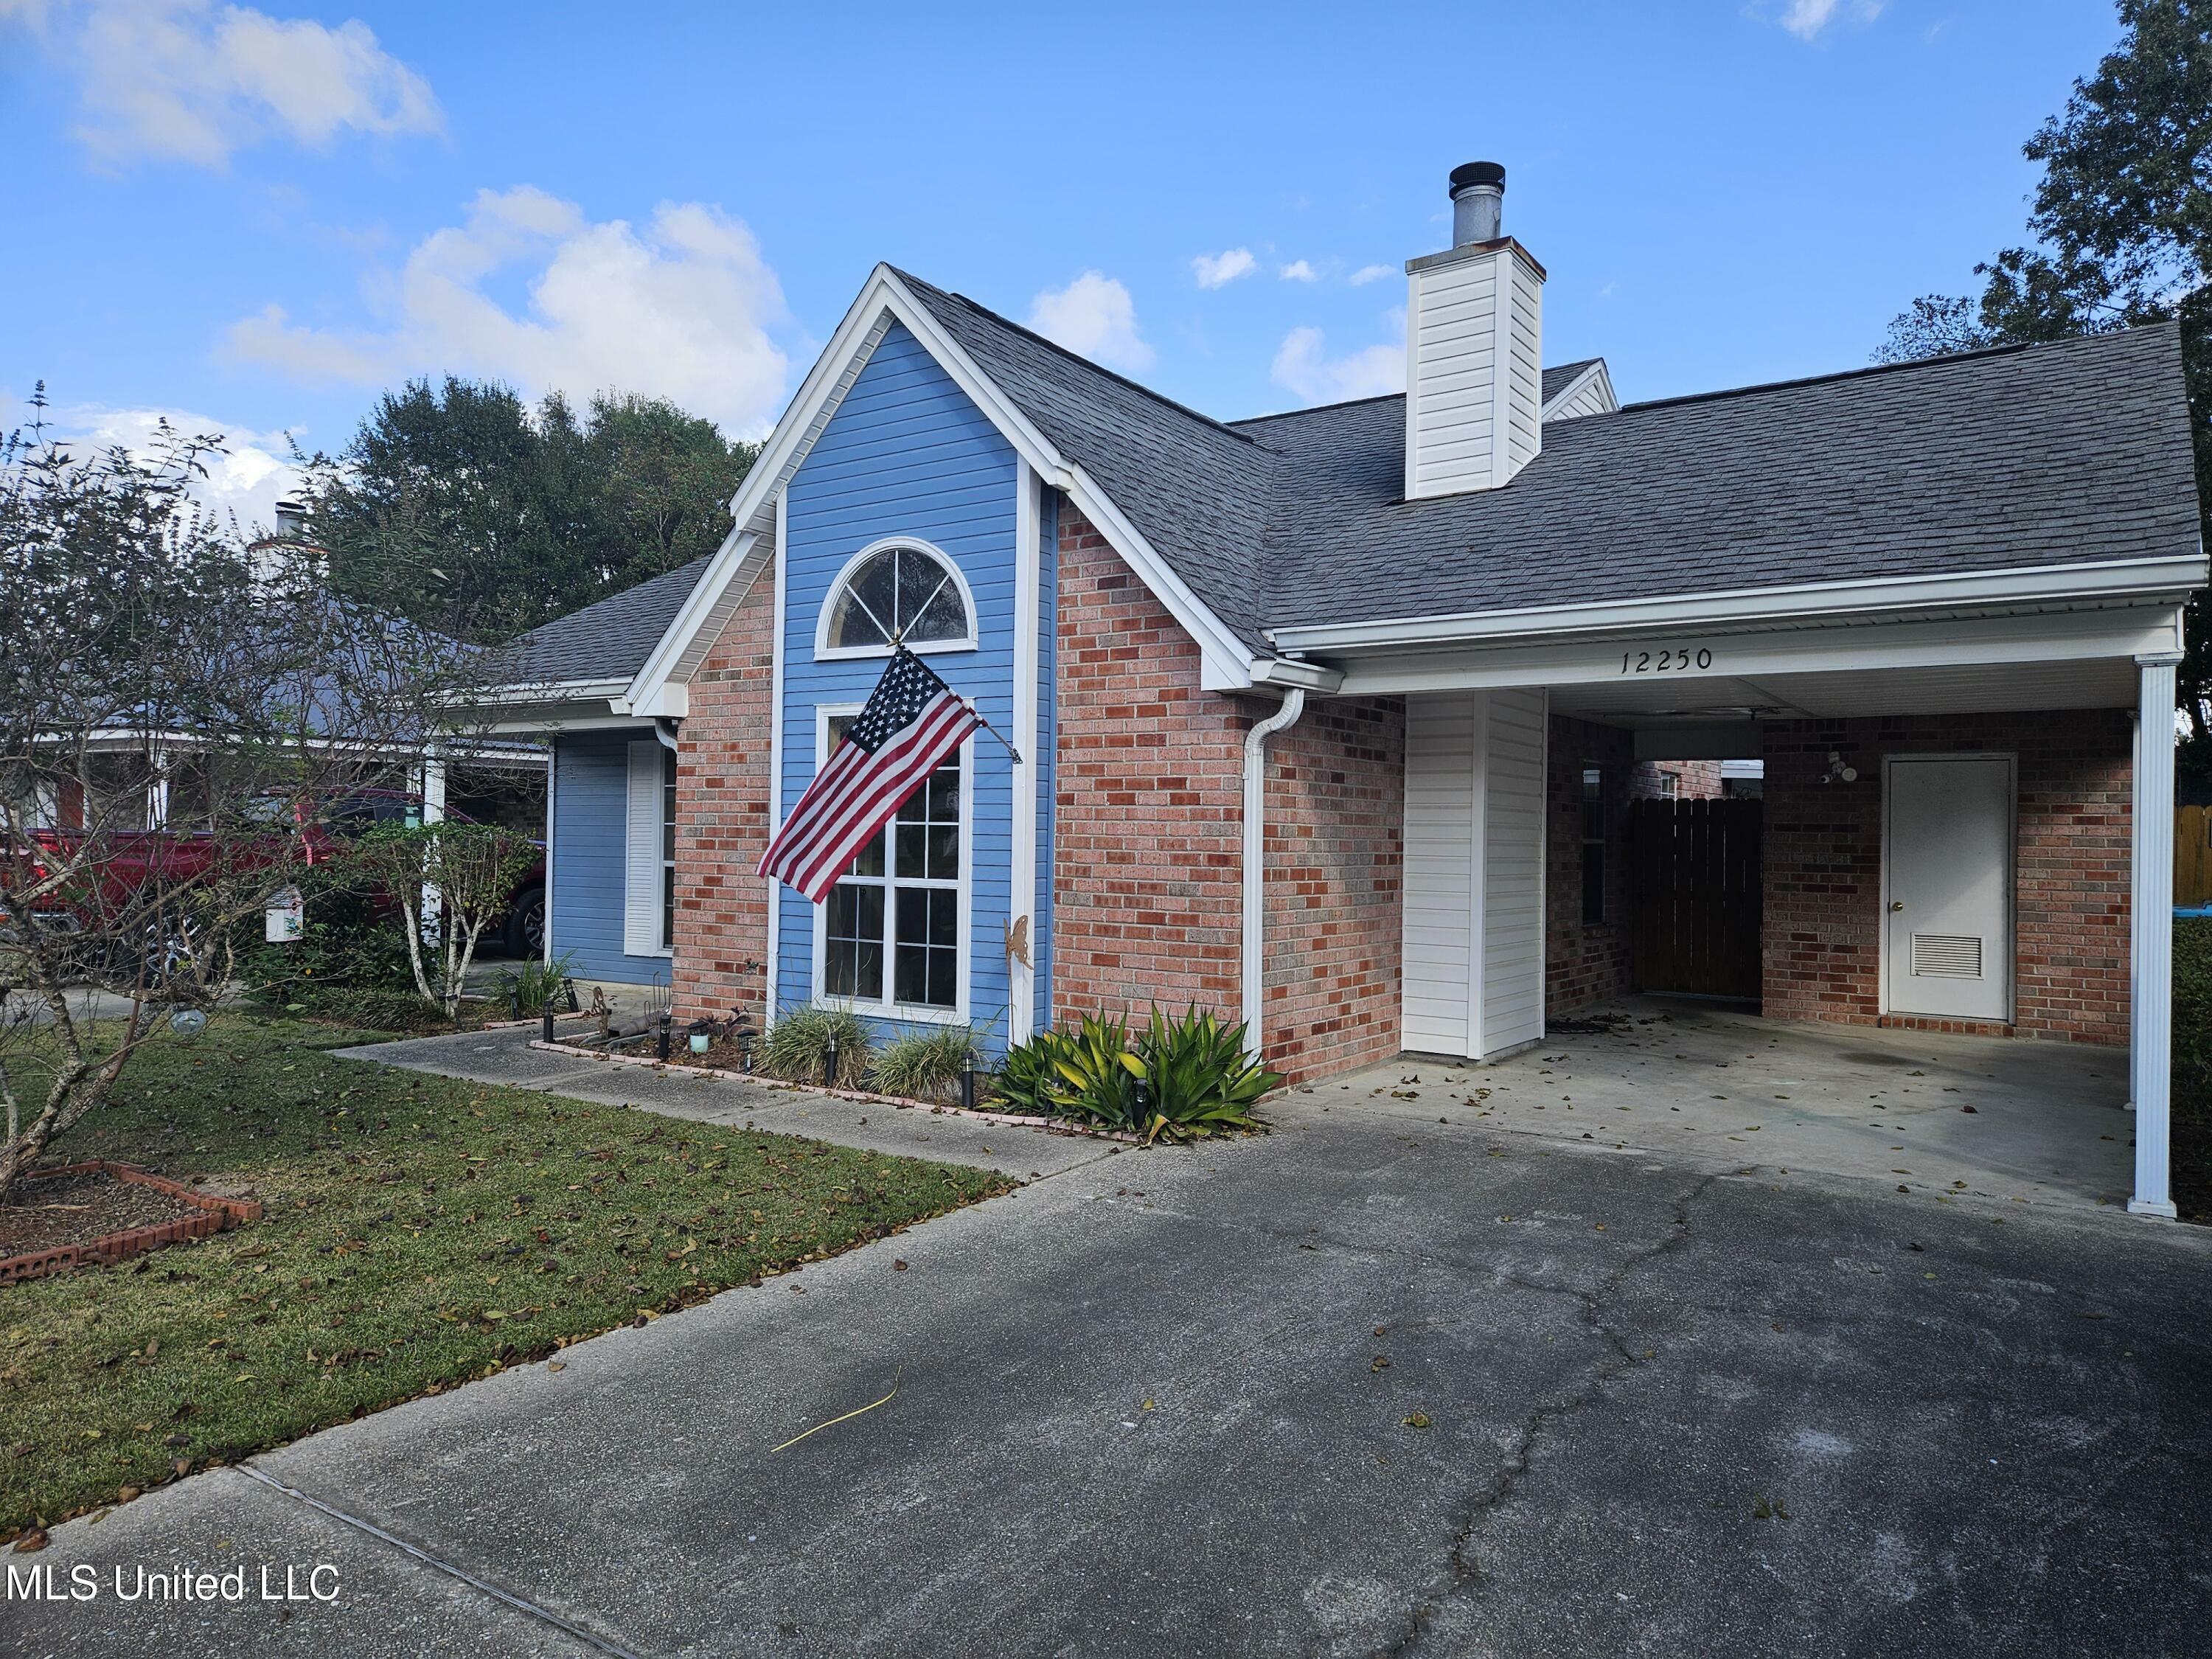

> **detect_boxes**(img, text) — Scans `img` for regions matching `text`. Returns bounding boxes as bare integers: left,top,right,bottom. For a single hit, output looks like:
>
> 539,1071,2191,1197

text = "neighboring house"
484,162,2205,1218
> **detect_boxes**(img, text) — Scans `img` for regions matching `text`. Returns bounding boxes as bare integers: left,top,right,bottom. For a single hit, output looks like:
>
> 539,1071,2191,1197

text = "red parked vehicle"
18,787,547,959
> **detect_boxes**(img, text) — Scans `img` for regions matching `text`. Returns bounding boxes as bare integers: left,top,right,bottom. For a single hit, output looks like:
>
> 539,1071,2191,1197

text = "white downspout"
1241,688,1307,1062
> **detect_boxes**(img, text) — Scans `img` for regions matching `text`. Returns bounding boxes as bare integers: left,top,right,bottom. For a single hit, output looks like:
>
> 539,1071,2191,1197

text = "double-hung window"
820,713,962,1012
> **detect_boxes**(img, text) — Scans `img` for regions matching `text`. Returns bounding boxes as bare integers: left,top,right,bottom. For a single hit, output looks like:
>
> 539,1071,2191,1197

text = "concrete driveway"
12,1046,2211,1657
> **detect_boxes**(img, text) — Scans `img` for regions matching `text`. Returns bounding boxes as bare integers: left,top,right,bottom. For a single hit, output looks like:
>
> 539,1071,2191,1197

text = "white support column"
420,751,448,950
2129,651,2183,1218
1008,462,1040,1046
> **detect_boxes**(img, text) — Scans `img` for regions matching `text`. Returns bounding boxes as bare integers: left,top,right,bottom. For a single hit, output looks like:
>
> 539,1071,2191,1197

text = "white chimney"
1403,161,1545,499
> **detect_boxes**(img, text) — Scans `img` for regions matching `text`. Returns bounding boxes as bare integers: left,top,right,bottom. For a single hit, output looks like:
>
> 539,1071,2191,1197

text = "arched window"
817,540,975,658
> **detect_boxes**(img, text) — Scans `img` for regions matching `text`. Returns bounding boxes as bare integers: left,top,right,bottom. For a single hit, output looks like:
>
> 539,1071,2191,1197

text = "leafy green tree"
302,378,758,644
1875,0,2212,759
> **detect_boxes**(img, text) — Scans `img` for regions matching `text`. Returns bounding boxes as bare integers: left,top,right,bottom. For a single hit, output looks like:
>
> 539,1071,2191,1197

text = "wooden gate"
2180,805,2212,908
1629,797,1763,1000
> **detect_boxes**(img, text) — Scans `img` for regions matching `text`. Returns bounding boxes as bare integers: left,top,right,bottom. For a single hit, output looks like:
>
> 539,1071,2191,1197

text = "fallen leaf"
1402,1412,1432,1429
11,1528,49,1553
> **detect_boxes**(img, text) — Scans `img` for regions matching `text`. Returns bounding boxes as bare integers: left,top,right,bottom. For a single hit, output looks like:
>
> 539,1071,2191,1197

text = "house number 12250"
1620,647,1714,675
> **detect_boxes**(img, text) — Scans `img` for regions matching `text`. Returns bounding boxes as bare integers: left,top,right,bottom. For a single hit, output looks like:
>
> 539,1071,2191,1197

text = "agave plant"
1046,1012,1144,1131
1128,1004,1280,1143
992,1029,1073,1116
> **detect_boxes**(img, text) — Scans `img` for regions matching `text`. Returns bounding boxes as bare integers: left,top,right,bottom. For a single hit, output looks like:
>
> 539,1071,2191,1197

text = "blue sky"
0,0,2127,529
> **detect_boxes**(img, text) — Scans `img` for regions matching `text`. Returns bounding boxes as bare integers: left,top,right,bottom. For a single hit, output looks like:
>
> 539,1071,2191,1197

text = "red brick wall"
1259,693,1405,1081
1761,712,2131,1044
670,563,776,1027
1630,759,1725,799
1050,502,1248,1026
1547,715,1636,1016
1048,501,1405,1083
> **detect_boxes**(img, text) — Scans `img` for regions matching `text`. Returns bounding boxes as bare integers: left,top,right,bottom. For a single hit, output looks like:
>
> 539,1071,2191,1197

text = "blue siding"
776,321,1023,1051
549,729,667,987
1034,488,1057,1029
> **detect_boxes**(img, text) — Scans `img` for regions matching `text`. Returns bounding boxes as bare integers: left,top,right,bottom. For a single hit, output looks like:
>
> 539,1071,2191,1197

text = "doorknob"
1889,901,1905,912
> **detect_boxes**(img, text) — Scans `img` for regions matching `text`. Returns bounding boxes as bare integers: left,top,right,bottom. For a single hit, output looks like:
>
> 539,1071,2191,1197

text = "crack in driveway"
1382,1169,1722,1658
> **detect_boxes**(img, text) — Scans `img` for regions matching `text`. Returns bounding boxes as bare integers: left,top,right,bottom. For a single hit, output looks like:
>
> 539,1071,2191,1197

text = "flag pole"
893,636,1021,766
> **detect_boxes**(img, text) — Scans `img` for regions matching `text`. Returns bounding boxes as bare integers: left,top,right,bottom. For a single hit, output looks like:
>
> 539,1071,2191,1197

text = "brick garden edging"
528,1039,1147,1144
0,1161,262,1287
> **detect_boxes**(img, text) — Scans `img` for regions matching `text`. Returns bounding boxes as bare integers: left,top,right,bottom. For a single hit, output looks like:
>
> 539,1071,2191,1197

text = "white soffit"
1550,657,2142,723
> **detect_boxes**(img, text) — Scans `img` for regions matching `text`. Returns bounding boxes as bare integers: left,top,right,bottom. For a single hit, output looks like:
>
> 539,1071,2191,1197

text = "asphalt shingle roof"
501,555,710,685
509,279,2199,684
901,276,2197,650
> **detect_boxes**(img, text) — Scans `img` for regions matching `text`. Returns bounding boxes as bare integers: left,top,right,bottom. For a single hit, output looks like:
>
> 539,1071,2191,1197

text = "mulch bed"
0,1163,262,1285
0,1169,201,1257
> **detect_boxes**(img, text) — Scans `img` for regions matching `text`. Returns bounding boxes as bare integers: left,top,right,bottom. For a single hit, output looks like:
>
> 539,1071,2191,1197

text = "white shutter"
624,740,664,956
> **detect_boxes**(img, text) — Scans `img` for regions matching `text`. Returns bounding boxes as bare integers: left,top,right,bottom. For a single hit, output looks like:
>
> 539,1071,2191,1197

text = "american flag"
757,648,984,903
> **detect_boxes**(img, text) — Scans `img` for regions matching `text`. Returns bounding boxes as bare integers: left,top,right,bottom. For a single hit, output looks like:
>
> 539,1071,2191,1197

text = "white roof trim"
1270,552,2210,656
1540,359,1617,421
625,264,1257,703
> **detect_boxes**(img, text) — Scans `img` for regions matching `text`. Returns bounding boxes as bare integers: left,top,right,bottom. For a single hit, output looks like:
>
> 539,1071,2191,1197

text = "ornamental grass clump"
762,1004,874,1089
872,1026,984,1102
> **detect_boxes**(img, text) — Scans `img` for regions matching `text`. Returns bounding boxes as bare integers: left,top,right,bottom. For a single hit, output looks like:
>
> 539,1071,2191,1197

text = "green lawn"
0,1017,1010,1540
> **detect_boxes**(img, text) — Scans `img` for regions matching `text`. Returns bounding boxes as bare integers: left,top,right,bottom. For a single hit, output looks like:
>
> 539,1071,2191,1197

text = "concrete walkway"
1316,997,2140,1217
333,1026,1124,1183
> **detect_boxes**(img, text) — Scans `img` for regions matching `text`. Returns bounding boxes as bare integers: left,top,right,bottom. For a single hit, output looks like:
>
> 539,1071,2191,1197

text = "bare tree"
0,391,488,1204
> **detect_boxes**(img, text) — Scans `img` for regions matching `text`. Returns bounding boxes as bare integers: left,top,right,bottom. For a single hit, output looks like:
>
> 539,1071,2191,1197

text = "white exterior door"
1884,756,2013,1021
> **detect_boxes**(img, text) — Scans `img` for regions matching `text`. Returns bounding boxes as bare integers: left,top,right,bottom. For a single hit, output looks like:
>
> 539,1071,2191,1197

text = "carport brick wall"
1261,694,1406,1082
1547,717,1636,1015
1761,712,2131,1043
671,563,777,1028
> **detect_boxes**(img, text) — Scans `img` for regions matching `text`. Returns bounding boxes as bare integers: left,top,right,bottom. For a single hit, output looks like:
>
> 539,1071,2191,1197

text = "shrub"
237,883,414,1006
872,1025,984,1102
1130,1004,1279,1142
497,953,577,1018
762,1004,874,1089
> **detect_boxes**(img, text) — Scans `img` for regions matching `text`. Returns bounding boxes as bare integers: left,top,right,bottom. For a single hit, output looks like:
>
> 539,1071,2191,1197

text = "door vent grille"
1910,933,1983,979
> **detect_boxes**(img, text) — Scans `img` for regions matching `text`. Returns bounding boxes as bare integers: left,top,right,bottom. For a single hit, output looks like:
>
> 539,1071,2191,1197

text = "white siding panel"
1401,693,1479,1056
1481,688,1548,1054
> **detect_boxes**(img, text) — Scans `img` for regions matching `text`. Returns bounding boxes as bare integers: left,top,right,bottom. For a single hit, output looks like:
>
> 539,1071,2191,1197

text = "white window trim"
813,537,981,661
807,702,973,1026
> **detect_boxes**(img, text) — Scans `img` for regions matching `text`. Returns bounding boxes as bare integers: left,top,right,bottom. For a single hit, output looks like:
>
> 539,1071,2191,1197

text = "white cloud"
223,187,793,437
1026,271,1155,373
1190,248,1256,290
1349,263,1395,287
4,0,440,167
1270,317,1405,406
1772,0,1885,40
1278,260,1318,283
1,390,306,534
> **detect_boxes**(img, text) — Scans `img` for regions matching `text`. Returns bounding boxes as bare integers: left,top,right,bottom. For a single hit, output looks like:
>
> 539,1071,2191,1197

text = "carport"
1311,994,2138,1214
1273,559,2197,1218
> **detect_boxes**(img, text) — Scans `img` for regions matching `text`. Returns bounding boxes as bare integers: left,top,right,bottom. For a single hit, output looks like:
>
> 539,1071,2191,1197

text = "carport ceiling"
1550,655,2138,726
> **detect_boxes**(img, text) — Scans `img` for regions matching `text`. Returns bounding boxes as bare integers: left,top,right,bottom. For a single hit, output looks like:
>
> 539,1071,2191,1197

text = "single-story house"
482,163,2205,1218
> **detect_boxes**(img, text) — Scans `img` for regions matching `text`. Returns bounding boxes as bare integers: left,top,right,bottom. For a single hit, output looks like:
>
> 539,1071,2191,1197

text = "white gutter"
1269,553,2209,655
1240,688,1307,1062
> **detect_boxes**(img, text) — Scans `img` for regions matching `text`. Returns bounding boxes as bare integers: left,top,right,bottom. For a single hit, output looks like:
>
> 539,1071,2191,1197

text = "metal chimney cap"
1449,161,1506,195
